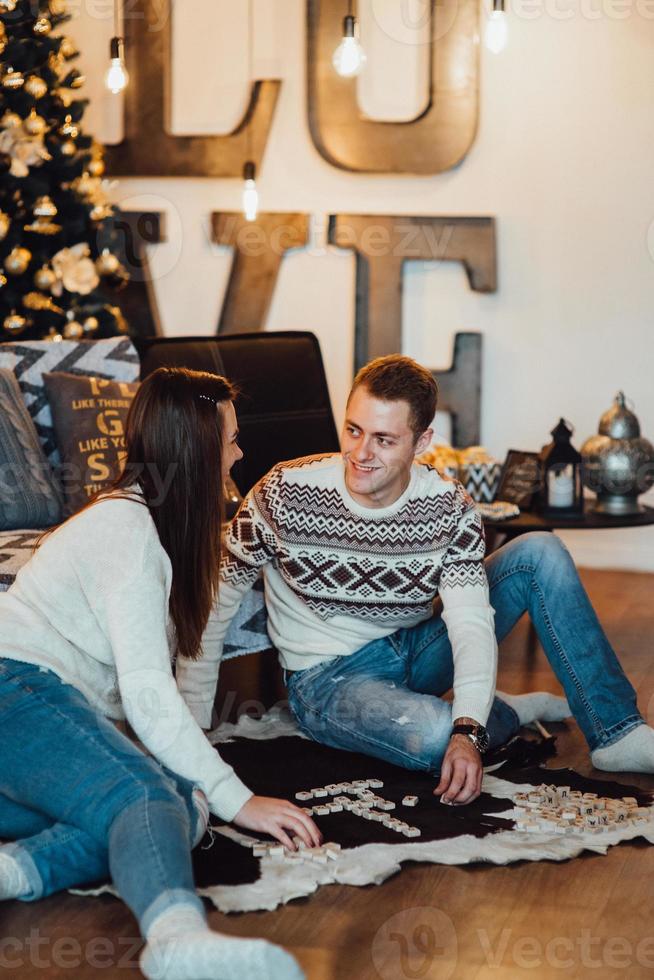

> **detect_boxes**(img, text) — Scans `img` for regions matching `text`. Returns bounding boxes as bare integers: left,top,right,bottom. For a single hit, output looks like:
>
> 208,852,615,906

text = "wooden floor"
2,568,654,980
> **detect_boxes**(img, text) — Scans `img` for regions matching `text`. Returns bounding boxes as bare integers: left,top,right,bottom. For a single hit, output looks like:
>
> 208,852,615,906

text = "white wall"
70,0,654,570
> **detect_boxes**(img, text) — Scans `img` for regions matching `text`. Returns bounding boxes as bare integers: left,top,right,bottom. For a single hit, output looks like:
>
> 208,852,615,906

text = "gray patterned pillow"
0,338,140,465
0,369,63,530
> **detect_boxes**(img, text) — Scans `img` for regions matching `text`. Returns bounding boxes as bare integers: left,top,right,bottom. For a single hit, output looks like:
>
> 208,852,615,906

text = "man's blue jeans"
287,533,643,773
0,659,206,934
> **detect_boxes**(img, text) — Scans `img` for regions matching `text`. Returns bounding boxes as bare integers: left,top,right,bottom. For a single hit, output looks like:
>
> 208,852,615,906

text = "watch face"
476,728,490,753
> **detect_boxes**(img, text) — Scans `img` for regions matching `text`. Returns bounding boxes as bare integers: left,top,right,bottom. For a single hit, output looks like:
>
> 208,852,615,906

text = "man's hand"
233,795,323,850
434,735,483,805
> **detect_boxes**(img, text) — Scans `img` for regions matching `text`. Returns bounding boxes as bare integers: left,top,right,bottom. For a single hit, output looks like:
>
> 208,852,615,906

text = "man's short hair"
349,355,438,441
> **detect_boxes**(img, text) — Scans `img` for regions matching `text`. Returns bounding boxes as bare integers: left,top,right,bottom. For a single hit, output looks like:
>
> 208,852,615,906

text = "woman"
0,368,319,980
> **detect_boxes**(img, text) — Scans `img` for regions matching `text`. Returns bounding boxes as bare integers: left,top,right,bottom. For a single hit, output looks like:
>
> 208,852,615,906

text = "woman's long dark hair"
111,367,237,662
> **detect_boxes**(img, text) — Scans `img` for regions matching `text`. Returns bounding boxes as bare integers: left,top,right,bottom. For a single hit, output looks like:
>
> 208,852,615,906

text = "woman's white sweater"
0,494,252,823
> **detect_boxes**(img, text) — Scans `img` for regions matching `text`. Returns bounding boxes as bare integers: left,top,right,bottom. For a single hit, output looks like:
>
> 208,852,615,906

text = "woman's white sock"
141,903,305,980
496,690,571,726
0,848,30,901
591,724,654,773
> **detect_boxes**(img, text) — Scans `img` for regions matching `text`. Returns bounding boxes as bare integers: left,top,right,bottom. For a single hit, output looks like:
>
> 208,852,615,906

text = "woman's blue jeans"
287,533,643,772
0,658,206,934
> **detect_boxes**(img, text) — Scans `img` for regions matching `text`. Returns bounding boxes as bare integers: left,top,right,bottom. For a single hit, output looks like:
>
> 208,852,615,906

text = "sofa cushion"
0,338,140,466
43,372,138,514
0,370,63,531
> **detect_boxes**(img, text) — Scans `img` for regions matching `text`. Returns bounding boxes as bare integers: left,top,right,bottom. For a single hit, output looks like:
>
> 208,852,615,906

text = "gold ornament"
46,327,63,342
52,88,72,108
49,0,67,14
0,0,17,12
0,211,9,240
5,247,31,275
3,312,27,335
24,109,47,136
59,115,78,139
83,315,99,334
60,139,76,156
48,51,64,73
96,250,120,275
2,68,24,90
34,265,56,291
90,203,113,222
24,217,62,235
107,304,128,335
69,72,85,89
0,272,7,288
34,195,58,218
23,291,64,314
88,157,105,177
63,318,83,340
34,17,52,35
1,111,21,129
59,36,78,59
25,75,48,99
71,171,96,197
0,22,6,56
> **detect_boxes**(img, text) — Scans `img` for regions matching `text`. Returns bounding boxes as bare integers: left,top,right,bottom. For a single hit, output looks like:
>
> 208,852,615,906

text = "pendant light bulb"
332,14,366,77
242,161,258,222
105,36,129,94
485,0,508,53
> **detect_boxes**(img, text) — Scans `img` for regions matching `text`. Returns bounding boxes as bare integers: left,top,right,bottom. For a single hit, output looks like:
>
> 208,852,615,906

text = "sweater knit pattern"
222,454,486,624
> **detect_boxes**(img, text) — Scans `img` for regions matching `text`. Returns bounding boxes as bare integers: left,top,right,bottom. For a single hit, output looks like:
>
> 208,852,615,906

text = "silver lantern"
581,392,654,515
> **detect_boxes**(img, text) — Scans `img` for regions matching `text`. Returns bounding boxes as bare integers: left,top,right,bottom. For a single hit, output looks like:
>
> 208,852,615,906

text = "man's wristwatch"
451,723,490,754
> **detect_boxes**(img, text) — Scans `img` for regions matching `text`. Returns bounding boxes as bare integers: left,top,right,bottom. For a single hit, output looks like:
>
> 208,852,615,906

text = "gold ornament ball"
63,319,84,340
3,313,27,335
34,195,58,218
49,0,66,14
0,211,9,240
59,36,78,59
5,247,32,276
0,272,7,288
1,111,21,129
60,139,76,157
34,17,52,35
25,75,48,99
83,315,99,335
2,69,24,90
34,265,56,291
96,250,119,275
24,109,47,136
88,157,105,177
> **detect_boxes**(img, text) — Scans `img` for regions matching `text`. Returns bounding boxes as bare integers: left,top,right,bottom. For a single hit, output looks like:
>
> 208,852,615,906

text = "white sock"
497,690,572,726
0,848,30,901
591,724,654,773
141,903,305,980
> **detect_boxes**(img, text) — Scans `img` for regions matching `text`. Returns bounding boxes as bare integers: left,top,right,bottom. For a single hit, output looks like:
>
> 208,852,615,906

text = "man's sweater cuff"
451,699,491,729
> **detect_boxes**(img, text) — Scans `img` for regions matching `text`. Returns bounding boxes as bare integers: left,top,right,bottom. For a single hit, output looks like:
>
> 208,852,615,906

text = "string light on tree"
485,0,509,53
332,1,366,78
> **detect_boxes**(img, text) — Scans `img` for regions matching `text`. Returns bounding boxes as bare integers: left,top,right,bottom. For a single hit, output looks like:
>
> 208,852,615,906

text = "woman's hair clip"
198,394,216,405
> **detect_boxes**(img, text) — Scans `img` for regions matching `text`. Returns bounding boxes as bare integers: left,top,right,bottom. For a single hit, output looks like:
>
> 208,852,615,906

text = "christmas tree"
0,0,129,341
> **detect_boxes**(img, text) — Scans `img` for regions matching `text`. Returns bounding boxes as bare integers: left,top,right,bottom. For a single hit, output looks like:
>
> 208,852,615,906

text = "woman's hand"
434,734,483,805
233,795,323,850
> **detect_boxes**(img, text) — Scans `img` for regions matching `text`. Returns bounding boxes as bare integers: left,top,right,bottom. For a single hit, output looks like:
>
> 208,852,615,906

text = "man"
179,356,654,805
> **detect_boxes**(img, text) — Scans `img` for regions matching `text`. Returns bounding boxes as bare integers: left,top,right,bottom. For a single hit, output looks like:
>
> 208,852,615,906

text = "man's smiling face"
341,385,432,509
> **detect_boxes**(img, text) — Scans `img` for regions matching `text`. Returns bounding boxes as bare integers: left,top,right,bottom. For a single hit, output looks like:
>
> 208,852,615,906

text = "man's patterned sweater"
177,454,497,729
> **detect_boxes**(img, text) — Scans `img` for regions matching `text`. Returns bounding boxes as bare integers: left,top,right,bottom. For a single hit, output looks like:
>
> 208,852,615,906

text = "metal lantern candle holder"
539,418,584,517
